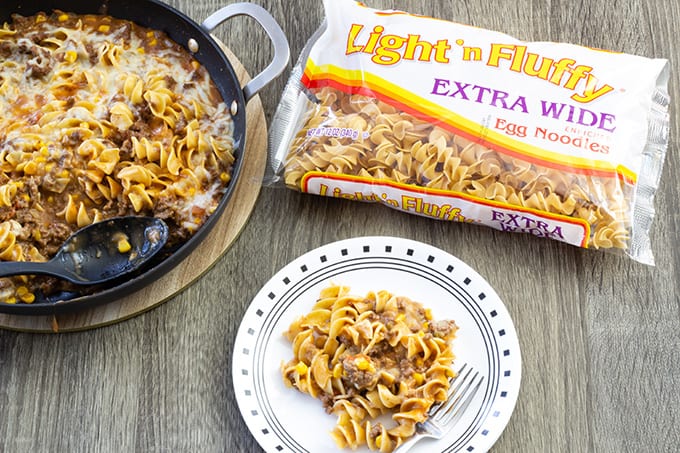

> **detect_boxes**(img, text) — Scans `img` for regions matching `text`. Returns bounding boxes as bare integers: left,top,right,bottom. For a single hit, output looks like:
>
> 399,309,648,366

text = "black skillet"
0,0,290,315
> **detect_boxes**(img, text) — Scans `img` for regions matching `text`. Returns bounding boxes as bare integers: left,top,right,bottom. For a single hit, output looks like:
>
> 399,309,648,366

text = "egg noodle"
0,11,234,303
282,284,458,452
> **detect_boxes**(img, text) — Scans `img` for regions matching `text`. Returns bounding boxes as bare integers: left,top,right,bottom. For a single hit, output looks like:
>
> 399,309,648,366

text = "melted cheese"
0,11,235,302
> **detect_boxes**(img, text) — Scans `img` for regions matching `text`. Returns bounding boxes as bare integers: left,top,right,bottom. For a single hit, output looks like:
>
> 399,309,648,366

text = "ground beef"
369,423,383,439
336,331,354,348
38,223,72,257
85,42,98,65
320,393,334,412
342,356,378,390
26,45,53,78
0,41,13,58
429,319,458,338
398,358,416,378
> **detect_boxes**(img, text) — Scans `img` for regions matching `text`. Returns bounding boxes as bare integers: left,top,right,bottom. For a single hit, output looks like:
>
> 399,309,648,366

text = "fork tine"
428,363,468,414
437,370,483,426
431,364,471,417
392,364,483,453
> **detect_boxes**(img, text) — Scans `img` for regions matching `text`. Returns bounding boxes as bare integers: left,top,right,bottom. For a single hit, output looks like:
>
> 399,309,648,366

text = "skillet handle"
202,3,290,102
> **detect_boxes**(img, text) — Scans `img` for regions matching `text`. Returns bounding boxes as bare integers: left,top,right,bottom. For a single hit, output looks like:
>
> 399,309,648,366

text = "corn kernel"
64,50,78,63
5,296,16,304
418,330,425,338
395,313,406,323
424,309,433,320
146,31,155,38
35,15,46,23
23,161,38,175
295,362,308,375
149,38,157,46
375,435,383,449
355,357,371,371
20,292,35,304
413,372,425,385
137,47,145,54
117,238,132,254
191,60,200,70
219,172,231,183
16,286,29,297
98,25,110,33
32,229,42,240
58,13,69,22
332,364,343,379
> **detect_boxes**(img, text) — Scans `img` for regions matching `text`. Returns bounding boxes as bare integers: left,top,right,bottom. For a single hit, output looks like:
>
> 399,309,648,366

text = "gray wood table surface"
1,0,679,452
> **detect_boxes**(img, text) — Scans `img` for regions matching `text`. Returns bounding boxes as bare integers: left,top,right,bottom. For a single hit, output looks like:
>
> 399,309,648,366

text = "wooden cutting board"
0,45,268,333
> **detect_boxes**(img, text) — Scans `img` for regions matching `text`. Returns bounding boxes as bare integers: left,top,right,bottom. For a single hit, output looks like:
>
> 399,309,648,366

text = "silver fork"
393,363,484,453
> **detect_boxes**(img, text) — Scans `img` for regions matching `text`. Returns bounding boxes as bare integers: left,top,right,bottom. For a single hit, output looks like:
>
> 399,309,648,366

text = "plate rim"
232,236,521,453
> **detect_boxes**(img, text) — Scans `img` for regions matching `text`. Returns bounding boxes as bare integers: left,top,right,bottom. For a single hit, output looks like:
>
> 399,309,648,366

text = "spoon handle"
0,260,84,283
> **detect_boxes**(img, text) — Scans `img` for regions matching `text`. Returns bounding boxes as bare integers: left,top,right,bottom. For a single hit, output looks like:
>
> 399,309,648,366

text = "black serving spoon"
0,216,168,285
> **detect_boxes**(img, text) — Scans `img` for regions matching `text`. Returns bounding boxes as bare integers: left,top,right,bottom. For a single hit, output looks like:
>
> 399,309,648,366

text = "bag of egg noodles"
267,0,670,265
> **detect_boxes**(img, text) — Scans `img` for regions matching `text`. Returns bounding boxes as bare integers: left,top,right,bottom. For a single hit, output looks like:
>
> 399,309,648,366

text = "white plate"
232,236,521,453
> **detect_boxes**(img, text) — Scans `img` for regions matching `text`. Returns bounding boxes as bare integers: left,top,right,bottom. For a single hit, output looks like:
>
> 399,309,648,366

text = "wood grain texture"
1,1,679,453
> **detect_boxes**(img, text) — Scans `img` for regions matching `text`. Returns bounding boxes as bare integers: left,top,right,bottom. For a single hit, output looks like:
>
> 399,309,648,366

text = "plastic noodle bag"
267,0,670,265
